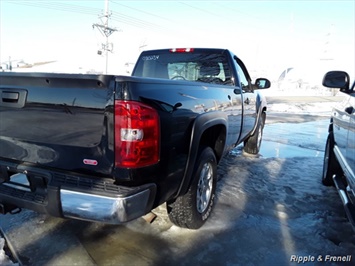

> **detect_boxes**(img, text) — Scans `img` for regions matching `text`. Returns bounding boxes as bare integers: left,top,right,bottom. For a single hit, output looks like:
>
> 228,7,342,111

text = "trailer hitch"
0,203,21,215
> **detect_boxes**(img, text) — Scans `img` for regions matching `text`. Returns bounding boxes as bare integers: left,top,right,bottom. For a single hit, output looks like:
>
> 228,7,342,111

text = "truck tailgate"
0,73,115,176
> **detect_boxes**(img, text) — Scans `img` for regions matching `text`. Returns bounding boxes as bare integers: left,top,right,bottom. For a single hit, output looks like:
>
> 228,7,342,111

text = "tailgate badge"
83,159,98,166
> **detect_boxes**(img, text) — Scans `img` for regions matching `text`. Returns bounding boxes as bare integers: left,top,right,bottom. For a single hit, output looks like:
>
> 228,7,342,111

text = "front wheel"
322,132,342,186
244,112,266,154
167,147,217,229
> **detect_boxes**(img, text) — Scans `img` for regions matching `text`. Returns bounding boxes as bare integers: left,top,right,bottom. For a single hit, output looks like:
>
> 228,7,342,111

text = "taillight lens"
115,100,160,168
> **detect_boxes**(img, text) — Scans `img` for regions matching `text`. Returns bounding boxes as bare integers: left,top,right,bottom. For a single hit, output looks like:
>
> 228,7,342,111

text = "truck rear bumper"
60,185,155,224
0,161,156,224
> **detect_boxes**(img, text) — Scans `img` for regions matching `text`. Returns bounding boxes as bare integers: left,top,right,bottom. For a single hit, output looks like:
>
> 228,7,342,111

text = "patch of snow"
11,60,103,74
267,102,333,116
262,85,337,97
0,237,17,266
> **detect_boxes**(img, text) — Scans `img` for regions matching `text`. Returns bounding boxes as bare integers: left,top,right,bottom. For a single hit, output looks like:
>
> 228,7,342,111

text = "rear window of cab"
133,50,233,85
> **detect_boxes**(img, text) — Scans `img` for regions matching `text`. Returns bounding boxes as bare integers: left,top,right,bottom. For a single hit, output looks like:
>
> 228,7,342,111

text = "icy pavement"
260,119,328,159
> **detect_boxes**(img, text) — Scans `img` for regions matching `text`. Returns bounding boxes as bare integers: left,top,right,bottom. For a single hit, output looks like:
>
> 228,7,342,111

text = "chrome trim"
347,185,355,205
339,189,349,205
334,145,355,184
60,188,153,224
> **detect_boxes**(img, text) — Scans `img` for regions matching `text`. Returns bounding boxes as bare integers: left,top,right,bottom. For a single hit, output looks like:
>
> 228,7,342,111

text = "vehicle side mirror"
254,78,271,89
322,71,350,92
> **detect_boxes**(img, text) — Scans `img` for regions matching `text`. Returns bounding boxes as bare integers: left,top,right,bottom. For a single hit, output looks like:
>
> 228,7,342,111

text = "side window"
236,63,249,90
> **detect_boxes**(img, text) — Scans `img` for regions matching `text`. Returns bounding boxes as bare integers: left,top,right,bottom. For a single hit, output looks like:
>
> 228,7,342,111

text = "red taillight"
170,48,194,53
114,100,160,168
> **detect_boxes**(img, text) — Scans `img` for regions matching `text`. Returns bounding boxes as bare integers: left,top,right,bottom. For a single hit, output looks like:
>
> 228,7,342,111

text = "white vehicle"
322,71,355,231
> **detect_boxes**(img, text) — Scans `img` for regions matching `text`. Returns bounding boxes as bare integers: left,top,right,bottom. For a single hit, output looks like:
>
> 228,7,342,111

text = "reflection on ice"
230,119,328,159
260,140,324,158
260,119,328,158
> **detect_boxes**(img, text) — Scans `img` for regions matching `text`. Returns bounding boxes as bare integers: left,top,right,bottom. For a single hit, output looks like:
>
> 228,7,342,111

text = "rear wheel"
244,112,265,154
167,147,217,229
322,132,342,186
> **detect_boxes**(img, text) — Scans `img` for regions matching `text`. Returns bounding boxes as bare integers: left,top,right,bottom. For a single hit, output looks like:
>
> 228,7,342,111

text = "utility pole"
93,0,118,74
139,39,148,52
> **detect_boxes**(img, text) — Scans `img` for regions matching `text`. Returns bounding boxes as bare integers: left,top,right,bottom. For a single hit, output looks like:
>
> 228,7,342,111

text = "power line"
5,0,101,16
110,14,169,33
110,1,172,23
179,2,226,19
4,0,168,32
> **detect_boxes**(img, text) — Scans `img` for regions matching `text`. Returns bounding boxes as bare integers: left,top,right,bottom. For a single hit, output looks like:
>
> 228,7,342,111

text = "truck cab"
132,48,270,152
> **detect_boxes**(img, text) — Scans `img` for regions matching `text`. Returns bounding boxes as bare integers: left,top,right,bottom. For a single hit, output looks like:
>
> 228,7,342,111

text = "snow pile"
263,85,338,97
267,102,334,116
0,237,17,266
263,85,345,117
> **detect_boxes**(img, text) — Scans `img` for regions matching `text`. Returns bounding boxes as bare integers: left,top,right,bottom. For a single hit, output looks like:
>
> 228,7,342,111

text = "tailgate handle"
0,89,27,108
2,91,19,102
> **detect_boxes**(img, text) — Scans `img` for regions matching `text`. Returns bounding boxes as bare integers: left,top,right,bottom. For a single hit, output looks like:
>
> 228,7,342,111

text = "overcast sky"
1,0,354,80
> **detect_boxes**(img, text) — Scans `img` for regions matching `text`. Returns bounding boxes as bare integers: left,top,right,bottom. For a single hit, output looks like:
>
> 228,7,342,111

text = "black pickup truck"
322,71,355,231
0,48,270,229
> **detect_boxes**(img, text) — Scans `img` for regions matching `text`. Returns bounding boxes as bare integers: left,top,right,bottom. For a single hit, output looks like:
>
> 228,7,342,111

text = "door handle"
233,88,241,95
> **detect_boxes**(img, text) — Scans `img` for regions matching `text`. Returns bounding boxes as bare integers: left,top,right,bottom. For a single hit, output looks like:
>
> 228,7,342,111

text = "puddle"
260,119,328,158
230,119,328,159
260,140,324,158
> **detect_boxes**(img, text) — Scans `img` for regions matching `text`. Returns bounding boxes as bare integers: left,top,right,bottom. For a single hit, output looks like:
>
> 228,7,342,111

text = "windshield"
133,51,233,85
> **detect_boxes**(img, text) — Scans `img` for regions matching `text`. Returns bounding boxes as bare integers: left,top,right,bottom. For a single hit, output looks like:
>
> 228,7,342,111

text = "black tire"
167,147,217,229
244,112,266,154
322,132,342,186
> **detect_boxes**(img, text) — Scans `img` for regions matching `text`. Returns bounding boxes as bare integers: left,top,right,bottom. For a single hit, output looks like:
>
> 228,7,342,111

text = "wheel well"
199,125,226,162
261,108,266,119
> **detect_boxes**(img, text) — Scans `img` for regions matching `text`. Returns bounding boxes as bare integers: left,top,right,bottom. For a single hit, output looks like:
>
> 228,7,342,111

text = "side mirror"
322,71,350,92
254,78,271,89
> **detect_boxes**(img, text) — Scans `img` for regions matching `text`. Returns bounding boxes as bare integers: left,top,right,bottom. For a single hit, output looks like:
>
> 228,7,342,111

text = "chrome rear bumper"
60,184,156,224
0,160,157,224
